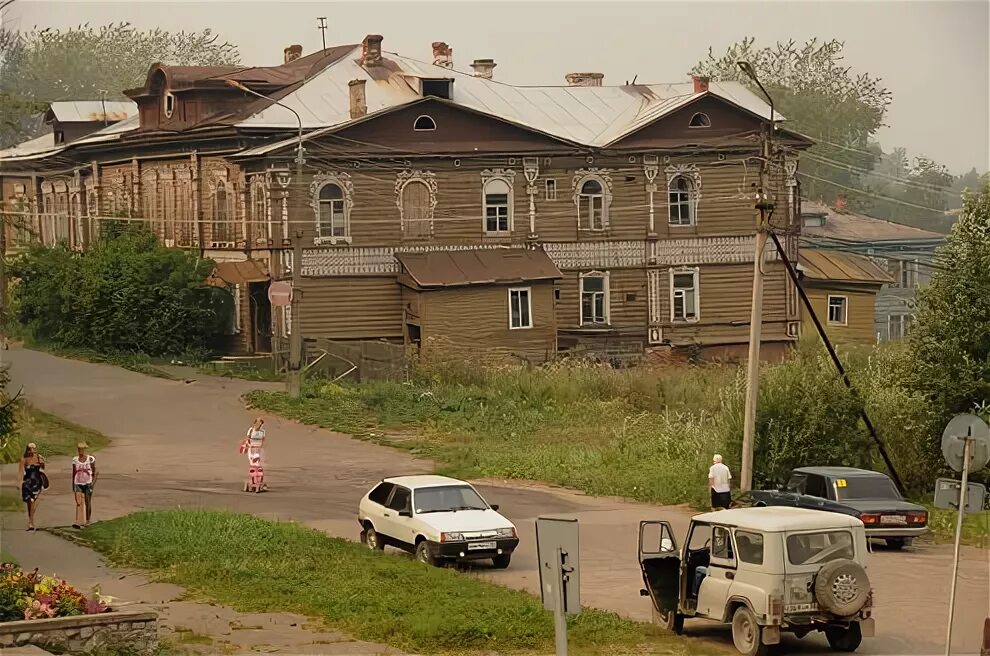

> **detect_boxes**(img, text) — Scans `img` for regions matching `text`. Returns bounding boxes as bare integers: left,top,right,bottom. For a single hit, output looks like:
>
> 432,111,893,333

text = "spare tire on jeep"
814,559,870,617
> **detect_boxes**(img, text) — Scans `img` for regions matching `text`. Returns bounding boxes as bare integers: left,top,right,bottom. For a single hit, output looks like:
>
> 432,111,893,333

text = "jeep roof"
693,507,864,532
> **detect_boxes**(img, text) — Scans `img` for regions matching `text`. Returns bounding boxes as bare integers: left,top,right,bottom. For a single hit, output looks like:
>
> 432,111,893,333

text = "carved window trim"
665,164,701,227
210,179,237,247
481,169,515,236
395,170,437,239
669,266,701,323
572,169,612,231
249,173,272,243
309,171,354,245
579,270,610,326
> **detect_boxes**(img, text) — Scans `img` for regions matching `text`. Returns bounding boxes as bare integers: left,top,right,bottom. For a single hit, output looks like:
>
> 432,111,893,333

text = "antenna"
99,89,108,126
316,17,327,52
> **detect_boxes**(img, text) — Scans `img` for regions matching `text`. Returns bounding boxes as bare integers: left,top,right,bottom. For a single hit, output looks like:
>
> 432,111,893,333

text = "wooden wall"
802,285,879,345
411,281,557,364
297,275,403,340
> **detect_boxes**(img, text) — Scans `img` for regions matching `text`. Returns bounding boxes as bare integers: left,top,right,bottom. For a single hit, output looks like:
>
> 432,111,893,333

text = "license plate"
468,541,496,551
880,515,906,524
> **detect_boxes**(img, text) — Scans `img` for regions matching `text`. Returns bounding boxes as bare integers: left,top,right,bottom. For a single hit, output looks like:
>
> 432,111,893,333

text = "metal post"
287,231,304,398
945,436,972,656
553,547,568,656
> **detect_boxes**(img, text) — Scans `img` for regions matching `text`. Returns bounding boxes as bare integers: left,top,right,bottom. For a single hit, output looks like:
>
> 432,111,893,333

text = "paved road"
2,346,986,655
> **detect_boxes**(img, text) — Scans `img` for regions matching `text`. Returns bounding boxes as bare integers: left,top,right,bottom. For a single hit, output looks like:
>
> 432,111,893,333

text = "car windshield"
834,475,901,500
786,530,855,566
414,485,488,514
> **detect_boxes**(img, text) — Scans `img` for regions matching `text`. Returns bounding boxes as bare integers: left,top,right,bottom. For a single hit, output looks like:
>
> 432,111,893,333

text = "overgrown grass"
18,338,181,380
925,504,990,546
0,403,109,464
82,510,704,655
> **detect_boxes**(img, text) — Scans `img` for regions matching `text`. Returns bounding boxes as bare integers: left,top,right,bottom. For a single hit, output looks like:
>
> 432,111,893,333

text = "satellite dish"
941,414,990,473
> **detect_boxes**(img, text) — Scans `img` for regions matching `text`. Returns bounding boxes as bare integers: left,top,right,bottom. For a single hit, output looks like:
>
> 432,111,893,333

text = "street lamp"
224,79,305,178
225,79,306,398
735,60,777,493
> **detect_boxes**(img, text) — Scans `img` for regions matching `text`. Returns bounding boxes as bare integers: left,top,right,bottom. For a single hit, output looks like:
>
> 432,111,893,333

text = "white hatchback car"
358,475,519,568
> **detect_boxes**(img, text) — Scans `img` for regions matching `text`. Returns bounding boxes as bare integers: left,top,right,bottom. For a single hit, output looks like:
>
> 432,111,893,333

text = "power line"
796,171,952,215
804,152,958,197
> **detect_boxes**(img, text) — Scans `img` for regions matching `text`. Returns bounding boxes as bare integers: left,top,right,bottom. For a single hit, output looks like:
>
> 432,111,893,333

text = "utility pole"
287,230,304,398
738,61,775,493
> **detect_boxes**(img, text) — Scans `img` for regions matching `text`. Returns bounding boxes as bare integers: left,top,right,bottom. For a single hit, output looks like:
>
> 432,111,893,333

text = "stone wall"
0,611,158,654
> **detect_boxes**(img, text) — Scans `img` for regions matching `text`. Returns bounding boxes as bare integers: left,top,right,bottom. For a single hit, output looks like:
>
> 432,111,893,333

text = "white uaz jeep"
639,507,874,656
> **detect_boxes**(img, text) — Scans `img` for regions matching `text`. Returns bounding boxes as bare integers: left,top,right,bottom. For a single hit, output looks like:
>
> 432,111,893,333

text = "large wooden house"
0,35,812,363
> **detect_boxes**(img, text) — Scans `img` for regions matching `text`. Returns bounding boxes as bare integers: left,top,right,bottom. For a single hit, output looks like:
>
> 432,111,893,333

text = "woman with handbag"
71,442,97,529
18,443,48,531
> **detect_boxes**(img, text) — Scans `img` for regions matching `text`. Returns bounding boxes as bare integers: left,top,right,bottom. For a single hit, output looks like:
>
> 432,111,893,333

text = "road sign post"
940,413,990,656
536,517,580,656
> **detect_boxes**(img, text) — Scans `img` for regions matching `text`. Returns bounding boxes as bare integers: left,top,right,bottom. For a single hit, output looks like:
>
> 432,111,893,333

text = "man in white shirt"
708,454,732,510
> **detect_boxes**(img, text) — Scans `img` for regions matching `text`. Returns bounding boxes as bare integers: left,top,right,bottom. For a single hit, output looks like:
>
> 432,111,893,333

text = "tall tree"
692,37,892,209
0,22,241,147
911,181,990,426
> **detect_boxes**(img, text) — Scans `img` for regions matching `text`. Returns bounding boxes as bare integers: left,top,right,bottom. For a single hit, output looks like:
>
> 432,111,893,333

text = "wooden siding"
413,282,557,363
802,286,878,344
555,268,647,334
297,275,403,340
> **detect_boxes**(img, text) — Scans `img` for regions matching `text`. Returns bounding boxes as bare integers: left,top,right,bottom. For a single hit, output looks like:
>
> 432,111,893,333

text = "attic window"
413,115,437,131
421,78,453,100
164,92,176,119
688,112,711,128
54,131,65,145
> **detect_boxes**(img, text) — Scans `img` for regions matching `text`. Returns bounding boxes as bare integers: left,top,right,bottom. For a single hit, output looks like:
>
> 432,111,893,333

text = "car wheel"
814,559,871,617
825,623,863,652
416,540,438,566
885,538,908,550
363,527,384,551
654,607,684,635
492,554,511,569
731,606,767,656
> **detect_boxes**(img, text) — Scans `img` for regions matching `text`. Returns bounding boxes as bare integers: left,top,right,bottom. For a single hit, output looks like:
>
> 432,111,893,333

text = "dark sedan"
751,466,928,548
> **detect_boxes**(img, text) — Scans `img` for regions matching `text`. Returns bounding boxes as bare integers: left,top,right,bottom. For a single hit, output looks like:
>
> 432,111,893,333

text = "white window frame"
668,175,697,226
827,295,848,326
210,179,236,247
572,169,612,231
231,284,242,334
395,169,438,239
309,172,354,245
664,164,701,227
508,287,533,330
579,270,610,326
413,115,437,131
164,92,176,119
545,178,557,201
669,267,701,323
481,170,515,236
688,112,711,128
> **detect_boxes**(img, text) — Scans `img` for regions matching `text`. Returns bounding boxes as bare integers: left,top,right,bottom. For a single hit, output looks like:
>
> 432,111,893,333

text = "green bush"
9,228,231,357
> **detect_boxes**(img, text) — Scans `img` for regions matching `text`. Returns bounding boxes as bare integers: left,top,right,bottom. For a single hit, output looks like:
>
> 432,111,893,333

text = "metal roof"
236,46,785,148
396,247,561,289
0,133,64,162
46,101,137,123
802,201,946,241
799,249,895,285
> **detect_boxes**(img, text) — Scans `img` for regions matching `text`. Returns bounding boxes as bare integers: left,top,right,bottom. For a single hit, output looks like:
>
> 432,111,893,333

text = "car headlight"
495,527,517,538
440,532,464,542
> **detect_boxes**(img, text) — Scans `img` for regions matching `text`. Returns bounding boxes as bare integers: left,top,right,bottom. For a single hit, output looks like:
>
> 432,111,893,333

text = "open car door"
638,520,683,632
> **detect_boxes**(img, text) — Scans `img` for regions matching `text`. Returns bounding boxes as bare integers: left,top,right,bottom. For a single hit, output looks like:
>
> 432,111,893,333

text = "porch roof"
396,247,561,290
799,249,894,285
207,259,270,286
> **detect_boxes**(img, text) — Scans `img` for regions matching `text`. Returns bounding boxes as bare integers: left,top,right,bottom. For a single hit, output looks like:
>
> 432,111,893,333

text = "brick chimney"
432,41,453,68
564,72,604,87
470,58,496,80
284,45,303,64
348,79,367,119
361,34,383,66
692,75,710,93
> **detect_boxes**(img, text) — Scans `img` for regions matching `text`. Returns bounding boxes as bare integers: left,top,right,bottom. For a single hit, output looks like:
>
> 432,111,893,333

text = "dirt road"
2,346,986,655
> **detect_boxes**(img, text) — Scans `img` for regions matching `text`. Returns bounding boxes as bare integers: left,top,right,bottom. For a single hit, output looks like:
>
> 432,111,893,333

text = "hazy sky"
3,0,988,173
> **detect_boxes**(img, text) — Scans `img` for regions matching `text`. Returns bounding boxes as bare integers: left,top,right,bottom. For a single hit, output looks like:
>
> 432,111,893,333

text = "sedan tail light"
907,511,928,525
860,513,880,525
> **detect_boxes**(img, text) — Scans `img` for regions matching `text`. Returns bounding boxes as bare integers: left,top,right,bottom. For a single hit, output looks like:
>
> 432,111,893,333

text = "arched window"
578,179,605,230
482,174,513,234
318,183,346,238
688,112,711,128
401,180,432,238
668,175,696,226
309,172,354,244
164,92,176,119
413,115,437,131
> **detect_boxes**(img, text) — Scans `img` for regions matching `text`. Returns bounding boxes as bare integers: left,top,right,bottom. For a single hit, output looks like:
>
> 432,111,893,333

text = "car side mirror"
490,504,500,511
399,509,412,518
639,588,649,597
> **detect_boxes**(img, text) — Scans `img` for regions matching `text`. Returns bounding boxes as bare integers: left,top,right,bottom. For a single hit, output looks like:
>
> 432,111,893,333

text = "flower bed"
0,563,107,622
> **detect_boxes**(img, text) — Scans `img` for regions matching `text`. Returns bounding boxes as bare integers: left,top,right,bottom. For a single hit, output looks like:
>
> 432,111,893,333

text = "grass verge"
1,403,109,464
925,504,989,547
82,510,707,656
0,490,20,512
